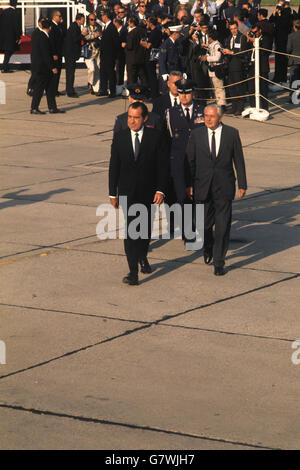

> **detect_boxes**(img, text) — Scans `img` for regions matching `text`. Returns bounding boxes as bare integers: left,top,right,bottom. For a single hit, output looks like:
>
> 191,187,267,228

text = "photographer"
223,20,249,115
82,13,102,95
246,23,269,111
269,1,293,86
200,28,226,111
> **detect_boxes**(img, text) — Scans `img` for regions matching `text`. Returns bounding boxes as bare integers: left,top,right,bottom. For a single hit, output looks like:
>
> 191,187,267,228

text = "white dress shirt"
181,103,193,119
169,92,179,107
207,123,222,157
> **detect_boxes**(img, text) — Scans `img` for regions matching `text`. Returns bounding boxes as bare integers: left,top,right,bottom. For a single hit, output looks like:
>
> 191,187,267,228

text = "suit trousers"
31,71,57,111
65,58,77,95
100,56,116,95
146,61,159,100
228,69,245,112
203,178,232,268
123,208,152,274
3,51,13,70
53,57,62,94
126,62,148,87
116,53,126,86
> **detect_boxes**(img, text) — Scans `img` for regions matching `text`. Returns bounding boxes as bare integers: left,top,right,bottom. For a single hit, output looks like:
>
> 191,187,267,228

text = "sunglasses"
90,19,96,21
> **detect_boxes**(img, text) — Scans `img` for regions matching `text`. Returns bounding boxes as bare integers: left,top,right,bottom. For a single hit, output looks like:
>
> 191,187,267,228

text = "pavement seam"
0,403,275,450
0,273,298,381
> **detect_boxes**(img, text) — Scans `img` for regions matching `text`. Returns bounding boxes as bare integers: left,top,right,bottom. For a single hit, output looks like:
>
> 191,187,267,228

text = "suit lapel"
217,124,226,159
124,128,135,162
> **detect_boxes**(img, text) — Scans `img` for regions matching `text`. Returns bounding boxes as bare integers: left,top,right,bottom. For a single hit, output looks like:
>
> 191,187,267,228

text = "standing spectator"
125,16,148,87
257,8,275,49
270,1,293,86
64,13,85,98
223,20,249,115
189,21,211,104
191,0,217,24
201,29,226,112
159,24,183,91
30,19,64,114
98,9,120,98
287,19,300,100
27,16,45,96
49,10,65,97
233,12,251,36
114,18,127,87
152,0,171,19
135,2,149,28
82,13,102,95
117,4,130,27
224,0,239,22
140,17,163,100
247,23,270,111
0,0,21,73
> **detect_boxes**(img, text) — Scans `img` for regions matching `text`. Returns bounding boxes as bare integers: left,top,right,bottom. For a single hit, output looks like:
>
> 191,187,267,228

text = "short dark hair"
208,29,218,41
129,16,139,27
128,102,149,118
229,20,238,27
258,8,268,18
41,18,52,29
75,13,85,21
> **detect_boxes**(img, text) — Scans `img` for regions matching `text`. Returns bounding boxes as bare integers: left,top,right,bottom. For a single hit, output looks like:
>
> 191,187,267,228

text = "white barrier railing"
0,0,88,34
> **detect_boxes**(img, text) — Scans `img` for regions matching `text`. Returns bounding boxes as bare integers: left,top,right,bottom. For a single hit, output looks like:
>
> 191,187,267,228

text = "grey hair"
169,71,183,79
204,104,223,117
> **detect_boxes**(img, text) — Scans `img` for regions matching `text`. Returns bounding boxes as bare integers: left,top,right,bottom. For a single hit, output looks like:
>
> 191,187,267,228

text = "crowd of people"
1,0,300,113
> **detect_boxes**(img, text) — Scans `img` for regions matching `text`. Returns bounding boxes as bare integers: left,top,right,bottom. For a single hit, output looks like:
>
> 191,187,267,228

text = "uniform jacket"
159,36,181,75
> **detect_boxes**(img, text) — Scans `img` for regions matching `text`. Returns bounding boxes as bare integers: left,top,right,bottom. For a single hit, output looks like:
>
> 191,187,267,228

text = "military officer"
159,24,183,93
113,84,162,135
165,78,205,205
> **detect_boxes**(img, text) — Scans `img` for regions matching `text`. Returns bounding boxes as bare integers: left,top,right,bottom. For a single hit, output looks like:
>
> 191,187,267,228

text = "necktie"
185,108,190,124
134,132,140,160
211,131,216,161
173,97,178,107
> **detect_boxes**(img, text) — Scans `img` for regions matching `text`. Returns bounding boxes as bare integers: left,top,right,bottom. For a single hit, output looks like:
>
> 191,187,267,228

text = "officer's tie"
211,131,216,161
134,132,140,160
185,107,191,124
173,97,179,107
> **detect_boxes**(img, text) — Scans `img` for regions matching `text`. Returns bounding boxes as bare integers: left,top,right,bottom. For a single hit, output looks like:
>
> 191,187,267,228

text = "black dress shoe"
67,92,79,98
56,91,65,97
30,109,46,115
214,266,225,276
49,108,66,114
97,91,109,97
1,69,14,73
139,258,152,274
26,89,34,96
122,273,139,285
109,93,117,98
203,251,213,265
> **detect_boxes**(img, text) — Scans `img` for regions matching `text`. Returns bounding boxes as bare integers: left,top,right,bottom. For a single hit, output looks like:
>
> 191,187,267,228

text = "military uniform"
165,100,204,203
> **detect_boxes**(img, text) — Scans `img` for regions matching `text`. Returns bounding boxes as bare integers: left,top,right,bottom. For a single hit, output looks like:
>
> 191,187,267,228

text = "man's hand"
110,197,119,208
153,192,164,205
52,68,58,74
222,48,233,55
53,55,58,61
238,189,246,199
186,186,193,200
200,55,207,62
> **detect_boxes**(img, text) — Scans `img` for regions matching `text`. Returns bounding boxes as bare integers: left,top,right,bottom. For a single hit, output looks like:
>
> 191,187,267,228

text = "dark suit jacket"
225,31,249,72
152,93,172,118
49,21,65,57
113,111,162,135
64,21,83,61
100,21,120,61
186,124,247,201
109,127,169,206
0,7,21,52
287,29,300,66
31,29,54,74
125,27,147,65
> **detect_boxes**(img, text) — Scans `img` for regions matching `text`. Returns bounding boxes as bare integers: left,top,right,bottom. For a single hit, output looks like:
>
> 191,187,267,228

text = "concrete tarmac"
0,69,300,450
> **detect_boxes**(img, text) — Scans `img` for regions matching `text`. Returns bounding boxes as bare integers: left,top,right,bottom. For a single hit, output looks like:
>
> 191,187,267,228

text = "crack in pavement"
0,403,274,450
0,273,298,381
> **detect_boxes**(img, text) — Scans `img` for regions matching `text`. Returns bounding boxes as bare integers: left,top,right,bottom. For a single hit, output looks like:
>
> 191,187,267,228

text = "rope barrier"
195,76,253,91
259,47,300,60
259,76,298,93
259,94,300,117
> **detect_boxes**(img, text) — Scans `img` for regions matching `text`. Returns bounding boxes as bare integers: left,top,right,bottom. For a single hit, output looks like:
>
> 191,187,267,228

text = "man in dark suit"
0,0,21,73
113,18,127,86
49,10,65,96
64,13,85,97
152,70,182,118
30,19,65,114
125,16,148,87
98,9,120,97
114,84,162,135
287,19,300,98
109,102,169,285
186,104,247,275
223,21,249,115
